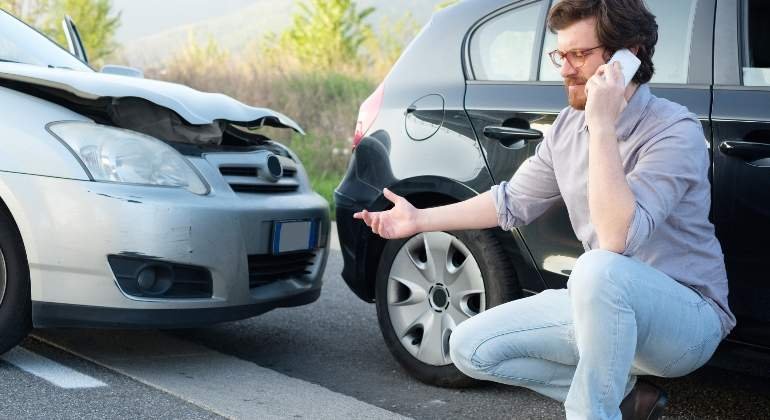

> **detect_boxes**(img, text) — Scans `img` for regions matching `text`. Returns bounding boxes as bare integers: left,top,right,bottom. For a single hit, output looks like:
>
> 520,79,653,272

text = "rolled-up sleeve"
490,128,562,231
622,119,706,255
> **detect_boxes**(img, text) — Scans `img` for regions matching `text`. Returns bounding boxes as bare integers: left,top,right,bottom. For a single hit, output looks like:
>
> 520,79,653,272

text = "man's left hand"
584,61,626,134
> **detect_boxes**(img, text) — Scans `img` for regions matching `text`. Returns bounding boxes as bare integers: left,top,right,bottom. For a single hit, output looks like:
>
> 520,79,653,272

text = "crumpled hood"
0,62,304,135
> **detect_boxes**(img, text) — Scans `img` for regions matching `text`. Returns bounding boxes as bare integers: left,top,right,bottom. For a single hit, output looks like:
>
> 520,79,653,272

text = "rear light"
353,82,385,149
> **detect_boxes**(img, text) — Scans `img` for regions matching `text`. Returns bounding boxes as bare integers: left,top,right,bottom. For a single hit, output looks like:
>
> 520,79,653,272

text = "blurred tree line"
260,0,421,76
0,0,119,63
0,0,458,73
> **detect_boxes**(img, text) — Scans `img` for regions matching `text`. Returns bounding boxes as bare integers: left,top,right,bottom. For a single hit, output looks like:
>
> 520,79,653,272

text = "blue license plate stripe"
308,220,319,249
272,222,283,255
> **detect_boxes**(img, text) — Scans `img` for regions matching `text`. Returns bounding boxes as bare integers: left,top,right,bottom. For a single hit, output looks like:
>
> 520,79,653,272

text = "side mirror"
62,15,88,64
100,65,144,78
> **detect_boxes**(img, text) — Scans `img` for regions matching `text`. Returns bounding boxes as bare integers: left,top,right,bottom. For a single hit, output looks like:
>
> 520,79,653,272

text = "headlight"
48,121,208,195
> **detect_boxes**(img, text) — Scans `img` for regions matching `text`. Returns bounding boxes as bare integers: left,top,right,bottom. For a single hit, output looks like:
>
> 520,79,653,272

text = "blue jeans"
449,250,723,420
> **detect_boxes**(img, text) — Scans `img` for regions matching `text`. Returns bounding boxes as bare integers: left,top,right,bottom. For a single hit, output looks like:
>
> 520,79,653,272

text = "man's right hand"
353,188,420,239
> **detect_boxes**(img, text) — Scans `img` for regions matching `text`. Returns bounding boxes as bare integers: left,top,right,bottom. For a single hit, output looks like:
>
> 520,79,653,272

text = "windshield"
0,10,92,71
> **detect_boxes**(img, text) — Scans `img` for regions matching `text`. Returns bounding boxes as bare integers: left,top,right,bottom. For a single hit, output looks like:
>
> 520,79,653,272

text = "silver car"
0,11,330,353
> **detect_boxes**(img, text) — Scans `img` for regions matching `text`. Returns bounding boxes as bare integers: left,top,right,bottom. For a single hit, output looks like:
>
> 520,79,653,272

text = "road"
2,225,769,419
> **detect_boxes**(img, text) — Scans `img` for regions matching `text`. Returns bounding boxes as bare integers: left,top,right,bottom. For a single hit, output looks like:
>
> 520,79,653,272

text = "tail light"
353,82,385,149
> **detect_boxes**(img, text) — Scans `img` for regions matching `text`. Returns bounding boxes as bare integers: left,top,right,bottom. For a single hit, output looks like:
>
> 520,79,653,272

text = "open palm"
353,188,419,239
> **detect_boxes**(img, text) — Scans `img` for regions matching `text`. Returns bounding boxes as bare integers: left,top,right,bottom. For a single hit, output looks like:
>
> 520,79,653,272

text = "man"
354,0,735,419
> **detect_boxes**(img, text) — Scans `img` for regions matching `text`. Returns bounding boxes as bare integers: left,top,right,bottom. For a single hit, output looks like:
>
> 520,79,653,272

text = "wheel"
375,229,520,387
0,207,31,354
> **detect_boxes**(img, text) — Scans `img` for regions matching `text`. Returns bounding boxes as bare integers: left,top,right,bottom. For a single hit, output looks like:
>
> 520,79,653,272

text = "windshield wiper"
0,59,72,69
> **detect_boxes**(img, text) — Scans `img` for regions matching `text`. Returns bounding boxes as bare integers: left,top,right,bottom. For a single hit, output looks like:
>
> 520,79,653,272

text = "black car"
335,0,770,386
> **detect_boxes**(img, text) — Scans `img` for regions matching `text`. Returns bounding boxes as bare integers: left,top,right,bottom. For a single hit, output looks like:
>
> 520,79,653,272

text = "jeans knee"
449,321,492,379
568,249,628,306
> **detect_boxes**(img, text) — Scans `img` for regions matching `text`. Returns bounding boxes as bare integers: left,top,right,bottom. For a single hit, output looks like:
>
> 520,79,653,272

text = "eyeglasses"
548,45,604,69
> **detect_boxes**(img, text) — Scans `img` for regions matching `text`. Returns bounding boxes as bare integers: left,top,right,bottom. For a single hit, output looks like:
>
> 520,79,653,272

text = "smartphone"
608,48,641,87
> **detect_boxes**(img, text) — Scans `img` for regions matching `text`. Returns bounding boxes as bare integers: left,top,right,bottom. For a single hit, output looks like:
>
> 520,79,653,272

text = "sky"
110,0,264,42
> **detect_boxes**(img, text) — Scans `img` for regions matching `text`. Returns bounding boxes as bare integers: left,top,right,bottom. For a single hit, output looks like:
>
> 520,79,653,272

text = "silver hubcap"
0,250,6,306
387,232,486,366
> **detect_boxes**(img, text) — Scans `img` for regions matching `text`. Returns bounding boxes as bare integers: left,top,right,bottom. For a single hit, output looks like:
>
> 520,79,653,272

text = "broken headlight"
48,121,208,195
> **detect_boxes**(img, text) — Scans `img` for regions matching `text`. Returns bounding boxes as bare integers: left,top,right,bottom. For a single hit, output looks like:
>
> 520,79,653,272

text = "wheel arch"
356,176,480,303
0,179,37,295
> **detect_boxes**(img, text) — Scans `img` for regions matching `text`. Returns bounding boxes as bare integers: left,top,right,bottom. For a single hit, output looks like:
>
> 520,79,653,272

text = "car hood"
0,62,304,135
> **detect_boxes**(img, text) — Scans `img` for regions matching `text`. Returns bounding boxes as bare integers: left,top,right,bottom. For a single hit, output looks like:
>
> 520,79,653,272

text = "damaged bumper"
0,156,330,328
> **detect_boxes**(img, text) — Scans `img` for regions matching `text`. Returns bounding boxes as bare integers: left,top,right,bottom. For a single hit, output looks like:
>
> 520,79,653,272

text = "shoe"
619,379,668,420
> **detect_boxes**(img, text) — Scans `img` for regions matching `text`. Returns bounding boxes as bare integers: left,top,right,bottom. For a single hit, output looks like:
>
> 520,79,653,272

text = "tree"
1,0,120,64
270,0,375,72
0,0,50,25
41,0,121,63
363,11,419,77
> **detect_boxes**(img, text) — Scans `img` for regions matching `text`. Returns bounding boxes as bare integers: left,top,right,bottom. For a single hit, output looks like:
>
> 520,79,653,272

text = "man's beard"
564,76,588,110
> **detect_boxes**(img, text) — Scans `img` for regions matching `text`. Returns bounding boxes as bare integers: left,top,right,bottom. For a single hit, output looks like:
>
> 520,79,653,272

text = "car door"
463,0,569,294
712,0,770,347
464,0,714,291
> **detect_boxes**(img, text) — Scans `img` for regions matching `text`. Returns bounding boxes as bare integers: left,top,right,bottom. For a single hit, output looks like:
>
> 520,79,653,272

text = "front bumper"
0,165,330,328
32,289,321,328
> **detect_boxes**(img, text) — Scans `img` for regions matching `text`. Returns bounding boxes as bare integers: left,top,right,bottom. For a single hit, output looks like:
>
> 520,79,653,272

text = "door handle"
719,140,770,161
483,126,543,148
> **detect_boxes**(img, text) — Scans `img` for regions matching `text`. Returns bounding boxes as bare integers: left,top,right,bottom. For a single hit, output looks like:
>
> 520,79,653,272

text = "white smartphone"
608,48,641,87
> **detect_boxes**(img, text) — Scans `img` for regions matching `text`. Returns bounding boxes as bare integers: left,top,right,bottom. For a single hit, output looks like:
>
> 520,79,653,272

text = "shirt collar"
579,83,652,141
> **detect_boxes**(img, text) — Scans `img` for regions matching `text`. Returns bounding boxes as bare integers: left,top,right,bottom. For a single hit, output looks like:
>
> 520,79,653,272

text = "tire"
375,229,521,387
0,206,31,354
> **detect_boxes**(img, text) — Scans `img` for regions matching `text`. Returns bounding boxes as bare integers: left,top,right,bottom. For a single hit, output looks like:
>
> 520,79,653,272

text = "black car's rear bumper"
335,193,377,302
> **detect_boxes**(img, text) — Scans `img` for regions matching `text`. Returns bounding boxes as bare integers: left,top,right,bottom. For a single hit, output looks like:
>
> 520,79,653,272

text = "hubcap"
428,284,450,312
387,232,486,366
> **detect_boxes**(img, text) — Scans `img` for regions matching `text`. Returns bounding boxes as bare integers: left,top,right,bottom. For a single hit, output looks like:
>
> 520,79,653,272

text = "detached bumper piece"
108,255,213,299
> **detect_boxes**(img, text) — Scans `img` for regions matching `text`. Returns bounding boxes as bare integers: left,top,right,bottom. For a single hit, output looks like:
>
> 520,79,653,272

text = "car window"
538,0,698,84
469,2,543,82
741,0,770,86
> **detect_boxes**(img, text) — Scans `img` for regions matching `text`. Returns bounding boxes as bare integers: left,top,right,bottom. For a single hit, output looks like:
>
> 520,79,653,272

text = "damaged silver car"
0,11,330,353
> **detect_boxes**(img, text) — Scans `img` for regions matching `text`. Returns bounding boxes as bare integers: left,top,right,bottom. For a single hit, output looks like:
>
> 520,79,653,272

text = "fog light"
137,264,174,296
108,255,213,299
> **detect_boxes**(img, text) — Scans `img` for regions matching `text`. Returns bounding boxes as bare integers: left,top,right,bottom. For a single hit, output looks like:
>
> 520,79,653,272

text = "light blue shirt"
491,84,736,338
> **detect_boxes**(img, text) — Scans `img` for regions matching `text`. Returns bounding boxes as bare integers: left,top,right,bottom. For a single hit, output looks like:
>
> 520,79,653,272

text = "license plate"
271,220,319,254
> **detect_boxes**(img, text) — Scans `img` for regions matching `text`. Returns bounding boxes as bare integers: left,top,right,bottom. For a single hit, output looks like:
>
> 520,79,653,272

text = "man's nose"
560,59,578,78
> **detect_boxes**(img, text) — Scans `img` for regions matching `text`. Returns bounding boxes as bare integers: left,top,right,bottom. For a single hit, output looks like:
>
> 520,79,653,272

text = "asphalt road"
170,247,770,420
3,231,770,419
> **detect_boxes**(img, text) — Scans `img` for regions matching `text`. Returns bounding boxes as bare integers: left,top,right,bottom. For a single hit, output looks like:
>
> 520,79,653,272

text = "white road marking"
1,347,107,389
33,330,408,420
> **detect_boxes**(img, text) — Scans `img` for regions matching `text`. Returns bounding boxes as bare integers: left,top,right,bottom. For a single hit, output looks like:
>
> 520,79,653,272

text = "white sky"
110,0,266,42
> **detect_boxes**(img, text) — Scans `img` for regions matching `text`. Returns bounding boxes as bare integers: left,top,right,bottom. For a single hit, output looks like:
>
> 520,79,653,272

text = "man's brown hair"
547,0,658,84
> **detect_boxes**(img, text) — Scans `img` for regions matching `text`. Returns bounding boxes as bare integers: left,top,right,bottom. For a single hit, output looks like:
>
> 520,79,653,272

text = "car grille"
247,251,316,288
218,155,300,194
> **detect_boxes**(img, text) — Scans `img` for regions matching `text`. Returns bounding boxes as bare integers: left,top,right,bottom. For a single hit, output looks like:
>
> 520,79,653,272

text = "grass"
282,131,356,218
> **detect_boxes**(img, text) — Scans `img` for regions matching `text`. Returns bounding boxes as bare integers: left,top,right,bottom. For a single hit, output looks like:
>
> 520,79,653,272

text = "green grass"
286,132,351,219
308,173,342,218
